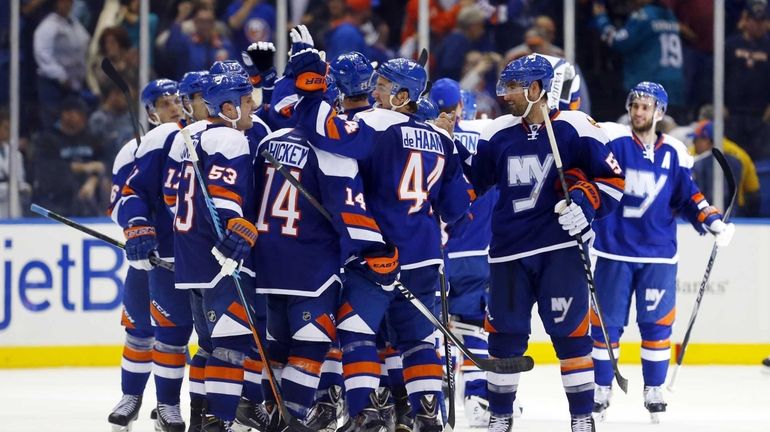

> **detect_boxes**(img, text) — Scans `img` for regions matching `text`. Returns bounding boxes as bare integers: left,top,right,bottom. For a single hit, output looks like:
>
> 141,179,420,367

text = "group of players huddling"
105,24,736,432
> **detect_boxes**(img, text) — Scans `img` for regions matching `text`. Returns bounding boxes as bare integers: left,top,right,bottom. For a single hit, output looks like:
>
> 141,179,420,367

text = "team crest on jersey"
207,310,217,322
623,168,668,218
507,154,554,212
551,297,573,324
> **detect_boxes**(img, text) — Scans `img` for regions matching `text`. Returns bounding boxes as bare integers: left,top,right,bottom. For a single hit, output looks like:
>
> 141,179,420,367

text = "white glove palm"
707,219,735,247
554,199,589,236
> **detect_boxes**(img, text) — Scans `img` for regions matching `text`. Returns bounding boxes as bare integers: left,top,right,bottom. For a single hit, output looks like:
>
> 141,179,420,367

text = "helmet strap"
389,94,409,111
181,97,194,119
147,111,161,126
218,106,242,129
522,89,546,119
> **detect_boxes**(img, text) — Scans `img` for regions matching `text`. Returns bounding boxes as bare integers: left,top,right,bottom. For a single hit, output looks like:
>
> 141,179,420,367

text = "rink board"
1,218,769,368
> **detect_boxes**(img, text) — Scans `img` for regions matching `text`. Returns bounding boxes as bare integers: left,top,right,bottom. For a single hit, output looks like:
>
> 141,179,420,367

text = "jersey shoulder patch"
201,127,250,159
598,121,632,142
556,110,609,144
479,114,519,141
458,118,493,135
355,108,410,132
134,122,180,158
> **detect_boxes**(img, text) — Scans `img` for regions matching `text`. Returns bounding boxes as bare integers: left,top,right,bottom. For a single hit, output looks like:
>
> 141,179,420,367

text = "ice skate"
155,403,186,432
305,400,338,432
592,385,612,421
108,394,142,431
234,397,269,431
188,398,205,432
570,414,596,432
512,398,523,418
762,356,770,373
413,395,442,432
336,391,387,432
394,394,413,432
487,414,513,432
200,416,236,432
463,395,490,427
644,386,667,423
374,387,395,432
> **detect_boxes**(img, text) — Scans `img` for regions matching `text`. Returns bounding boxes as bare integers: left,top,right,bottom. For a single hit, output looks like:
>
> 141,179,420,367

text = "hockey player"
429,77,497,428
253,123,400,430
114,79,193,432
107,135,154,432
287,42,473,430
460,54,625,432
591,82,735,422
167,72,261,432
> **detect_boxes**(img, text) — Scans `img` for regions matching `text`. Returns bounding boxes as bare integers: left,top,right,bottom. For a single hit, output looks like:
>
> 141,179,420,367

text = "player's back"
172,123,255,289
357,109,469,268
163,119,211,217
109,138,138,223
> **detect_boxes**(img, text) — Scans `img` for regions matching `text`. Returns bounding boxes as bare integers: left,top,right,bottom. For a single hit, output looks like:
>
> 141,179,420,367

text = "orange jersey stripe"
123,346,152,362
656,308,676,326
164,194,177,206
244,358,263,373
150,304,175,327
484,317,498,333
189,365,205,381
153,350,186,367
340,212,380,231
227,302,249,324
343,361,381,377
337,302,354,321
569,312,590,337
326,348,343,361
288,356,323,376
121,184,137,197
315,314,337,340
403,364,444,382
595,177,625,191
691,192,705,203
208,184,243,206
642,339,671,349
593,340,619,349
560,356,593,373
121,309,135,329
590,309,601,327
205,365,244,382
325,113,341,140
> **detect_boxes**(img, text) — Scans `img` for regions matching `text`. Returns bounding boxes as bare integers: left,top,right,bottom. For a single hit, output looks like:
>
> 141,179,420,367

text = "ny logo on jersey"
526,124,541,141
623,168,668,218
551,297,573,324
507,154,554,212
645,288,666,311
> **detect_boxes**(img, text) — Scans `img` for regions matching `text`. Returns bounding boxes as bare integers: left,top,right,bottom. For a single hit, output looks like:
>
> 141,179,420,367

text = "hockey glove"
289,25,315,56
241,41,277,88
289,48,328,96
348,244,400,288
699,206,735,247
211,217,258,277
554,188,597,237
124,225,159,271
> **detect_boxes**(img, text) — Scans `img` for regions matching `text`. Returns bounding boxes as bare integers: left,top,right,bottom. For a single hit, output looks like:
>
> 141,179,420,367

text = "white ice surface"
1,365,769,431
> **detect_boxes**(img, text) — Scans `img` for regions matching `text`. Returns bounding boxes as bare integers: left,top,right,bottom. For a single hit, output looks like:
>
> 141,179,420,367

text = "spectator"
691,121,745,213
459,50,503,118
593,0,686,122
401,0,464,57
89,81,134,163
118,0,158,50
224,0,276,53
88,25,138,96
31,98,107,216
435,6,492,81
324,0,370,63
505,16,566,60
693,120,762,216
33,0,91,124
0,108,31,218
164,3,234,79
724,0,770,160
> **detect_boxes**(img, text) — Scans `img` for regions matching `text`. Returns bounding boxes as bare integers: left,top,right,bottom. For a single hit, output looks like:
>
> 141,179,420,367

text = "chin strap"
218,106,242,129
147,112,161,126
522,89,546,118
389,94,410,111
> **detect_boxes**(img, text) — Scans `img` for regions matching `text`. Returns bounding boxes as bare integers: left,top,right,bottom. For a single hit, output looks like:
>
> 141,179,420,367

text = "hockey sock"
121,330,154,396
639,323,672,387
384,346,406,398
487,333,527,416
243,348,264,404
400,341,443,415
206,336,251,420
281,341,330,419
339,329,380,417
153,326,192,405
591,325,621,387
454,320,489,399
553,335,594,415
316,345,343,403
189,348,210,408
261,338,288,406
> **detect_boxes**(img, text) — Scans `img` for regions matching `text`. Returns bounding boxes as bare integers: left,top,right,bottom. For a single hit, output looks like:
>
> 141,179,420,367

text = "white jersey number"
398,151,445,214
256,166,301,236
174,164,196,232
659,33,682,68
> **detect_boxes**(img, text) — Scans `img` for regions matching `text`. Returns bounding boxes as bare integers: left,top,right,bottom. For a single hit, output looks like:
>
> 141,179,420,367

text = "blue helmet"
141,79,179,113
429,78,461,112
414,97,439,122
179,71,210,98
203,73,253,116
330,51,374,97
460,90,477,120
210,60,249,79
373,58,427,102
626,81,668,114
496,54,554,96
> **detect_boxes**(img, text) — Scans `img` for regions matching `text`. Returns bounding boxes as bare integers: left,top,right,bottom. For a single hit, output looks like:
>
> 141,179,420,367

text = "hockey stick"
540,104,629,393
101,58,144,145
667,147,737,392
262,149,535,374
438,261,455,430
181,131,312,432
417,48,428,67
30,203,175,272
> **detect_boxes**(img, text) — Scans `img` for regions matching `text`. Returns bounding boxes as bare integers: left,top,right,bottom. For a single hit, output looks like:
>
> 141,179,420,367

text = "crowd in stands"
0,0,768,217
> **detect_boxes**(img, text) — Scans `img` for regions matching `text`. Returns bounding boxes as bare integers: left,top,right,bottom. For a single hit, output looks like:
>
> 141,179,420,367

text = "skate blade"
650,412,661,424
592,410,608,422
111,424,133,432
153,419,162,432
230,423,253,432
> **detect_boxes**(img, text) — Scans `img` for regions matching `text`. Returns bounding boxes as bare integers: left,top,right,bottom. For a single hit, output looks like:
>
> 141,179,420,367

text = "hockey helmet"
330,51,375,98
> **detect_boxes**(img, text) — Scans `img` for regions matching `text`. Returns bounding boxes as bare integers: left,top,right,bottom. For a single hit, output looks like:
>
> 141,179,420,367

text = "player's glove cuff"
226,217,258,247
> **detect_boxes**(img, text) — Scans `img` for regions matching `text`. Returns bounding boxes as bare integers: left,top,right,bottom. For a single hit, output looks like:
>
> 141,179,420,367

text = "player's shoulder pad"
661,133,694,169
479,114,519,141
251,112,272,135
555,110,609,144
425,121,452,141
310,143,359,179
111,138,138,175
458,118,493,135
135,122,180,158
201,126,250,159
354,108,410,131
597,121,632,141
258,127,295,147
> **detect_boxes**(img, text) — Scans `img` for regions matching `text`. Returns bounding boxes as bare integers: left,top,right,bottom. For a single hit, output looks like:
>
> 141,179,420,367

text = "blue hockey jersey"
116,122,181,258
109,138,138,222
592,122,710,263
446,119,496,258
465,110,625,263
166,123,256,289
253,127,386,296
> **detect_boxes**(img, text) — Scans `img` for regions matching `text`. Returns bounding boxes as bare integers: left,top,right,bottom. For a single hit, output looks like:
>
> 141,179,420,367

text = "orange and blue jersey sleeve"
670,163,719,234
294,97,378,160
108,139,138,222
199,133,254,225
569,123,625,220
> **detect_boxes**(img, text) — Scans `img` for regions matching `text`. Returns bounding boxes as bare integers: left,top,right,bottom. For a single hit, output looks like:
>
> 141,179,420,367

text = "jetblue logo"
551,297,573,324
645,288,665,311
507,154,554,212
623,168,667,218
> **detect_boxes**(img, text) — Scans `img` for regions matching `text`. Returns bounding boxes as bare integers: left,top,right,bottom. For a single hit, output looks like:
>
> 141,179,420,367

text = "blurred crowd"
0,0,769,217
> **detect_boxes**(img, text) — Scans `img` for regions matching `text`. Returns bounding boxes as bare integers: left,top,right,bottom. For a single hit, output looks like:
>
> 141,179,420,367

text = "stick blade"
30,203,49,217
478,356,535,374
711,147,738,220
615,372,629,394
417,48,428,67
